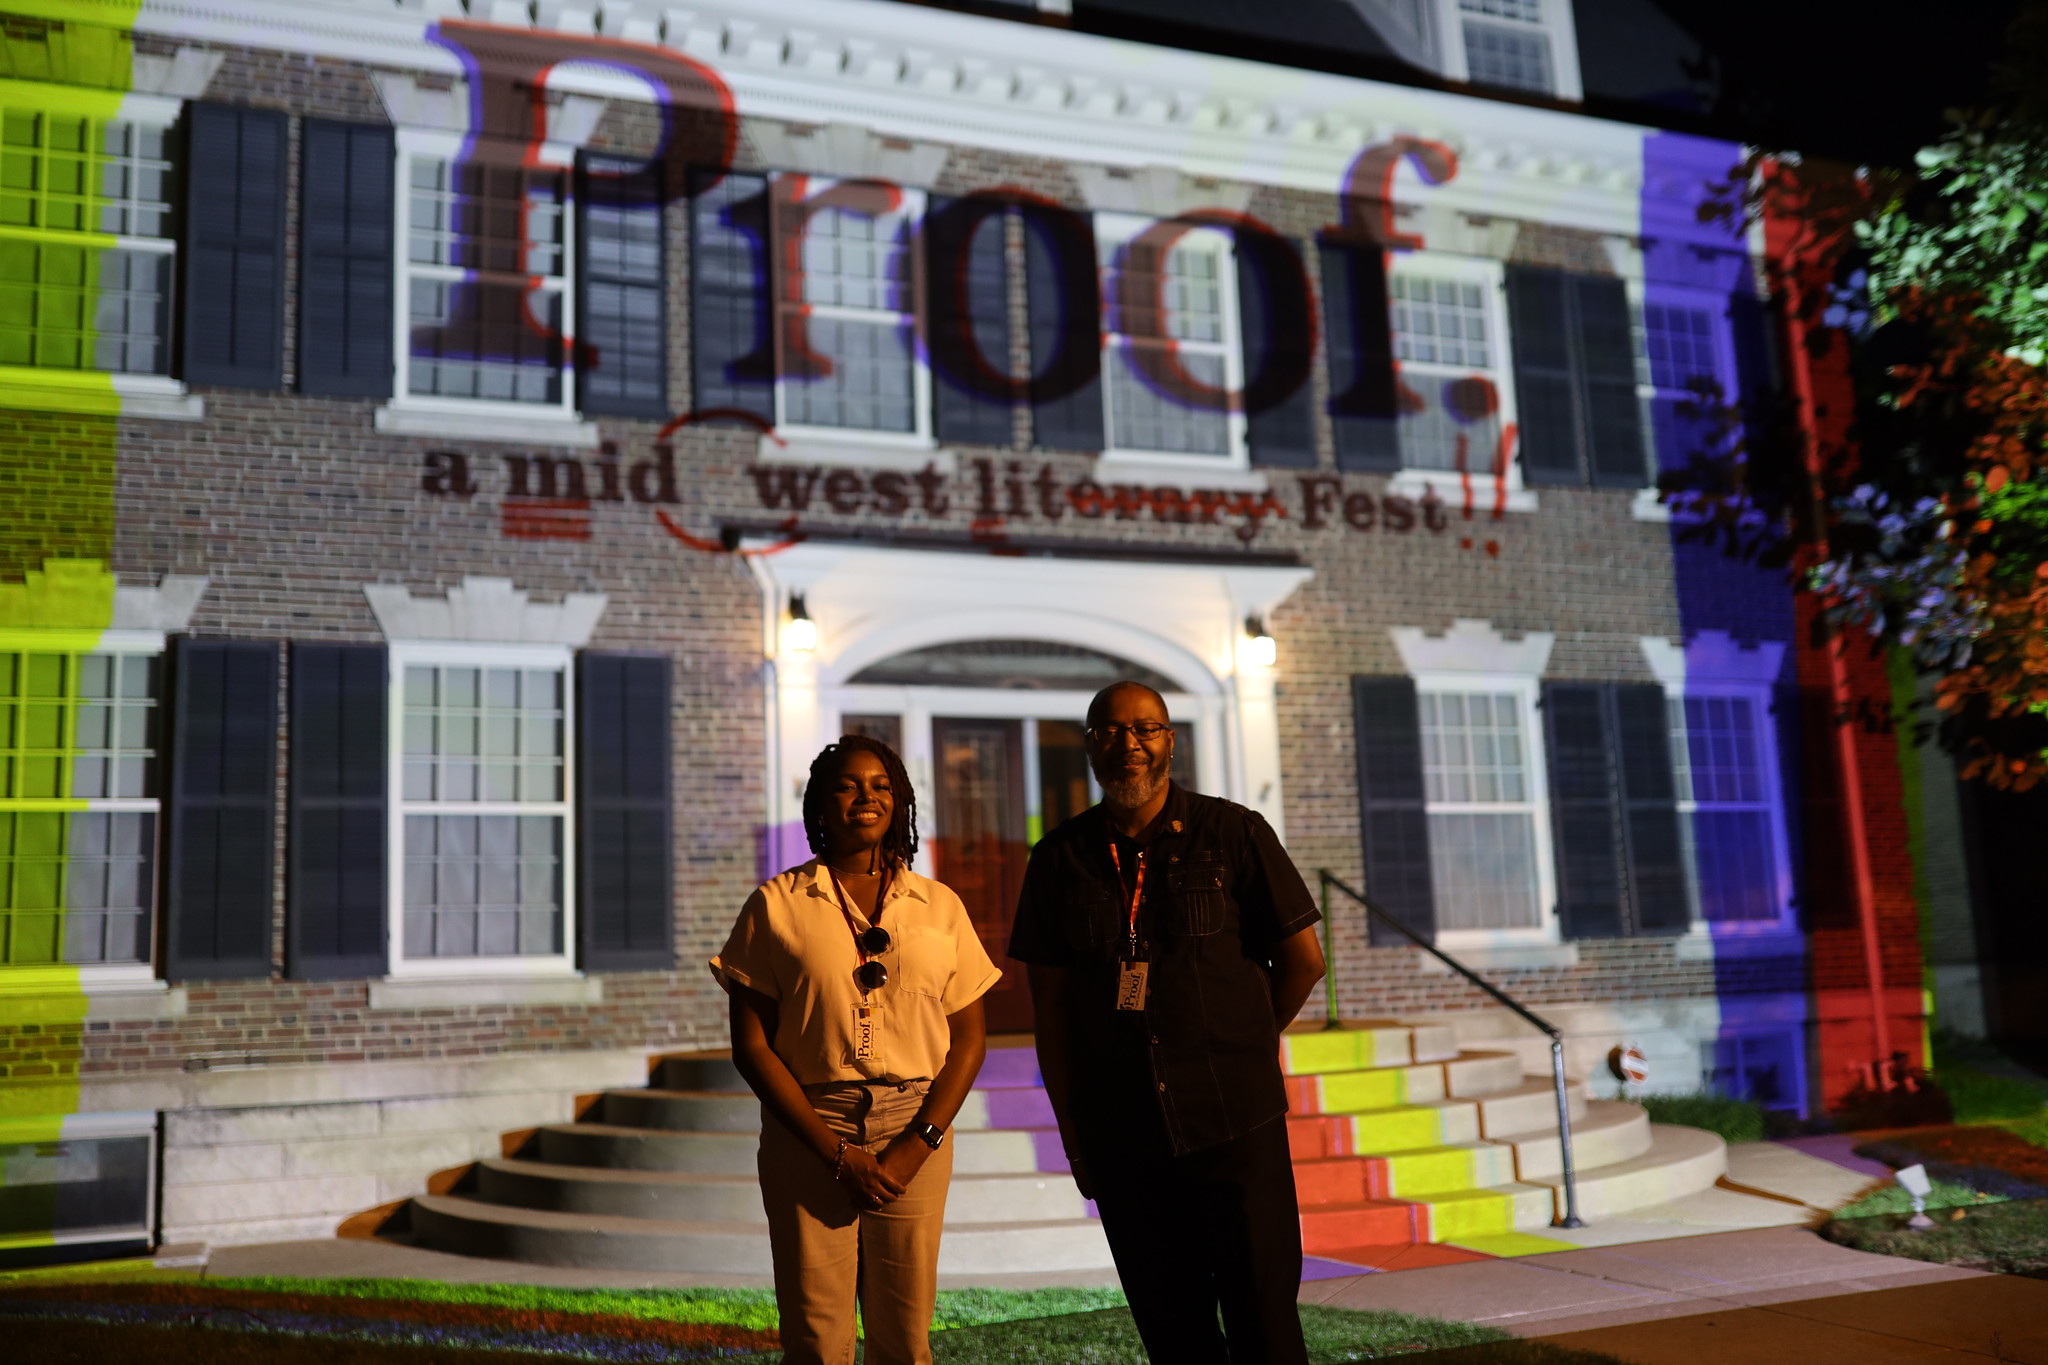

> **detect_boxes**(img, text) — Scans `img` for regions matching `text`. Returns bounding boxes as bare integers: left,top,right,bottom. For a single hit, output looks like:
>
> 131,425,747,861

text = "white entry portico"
747,540,1312,869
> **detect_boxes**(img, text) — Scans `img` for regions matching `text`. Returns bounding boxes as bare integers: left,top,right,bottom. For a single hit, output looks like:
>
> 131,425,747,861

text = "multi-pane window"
0,649,159,967
773,175,923,436
0,104,175,375
1636,299,1727,474
1460,0,1553,93
1101,218,1240,459
1668,693,1781,924
401,145,571,407
579,156,665,414
1420,690,1542,930
1390,269,1507,473
398,661,570,961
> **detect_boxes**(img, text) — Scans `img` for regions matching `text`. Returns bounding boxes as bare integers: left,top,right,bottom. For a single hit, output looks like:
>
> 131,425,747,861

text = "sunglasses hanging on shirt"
828,866,894,994
855,959,889,991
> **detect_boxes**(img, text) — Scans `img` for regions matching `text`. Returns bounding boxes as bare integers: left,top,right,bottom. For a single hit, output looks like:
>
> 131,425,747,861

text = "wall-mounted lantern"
784,593,819,655
1241,614,1277,669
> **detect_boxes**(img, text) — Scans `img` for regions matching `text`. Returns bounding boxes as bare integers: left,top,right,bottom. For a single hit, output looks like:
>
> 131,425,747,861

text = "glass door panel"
931,717,1033,1032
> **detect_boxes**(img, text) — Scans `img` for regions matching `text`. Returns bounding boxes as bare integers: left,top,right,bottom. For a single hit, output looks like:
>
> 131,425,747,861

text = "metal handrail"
1316,869,1585,1230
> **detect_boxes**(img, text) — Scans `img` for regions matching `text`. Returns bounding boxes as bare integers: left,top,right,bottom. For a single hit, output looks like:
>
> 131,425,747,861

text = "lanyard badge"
828,867,892,1059
1107,840,1149,1011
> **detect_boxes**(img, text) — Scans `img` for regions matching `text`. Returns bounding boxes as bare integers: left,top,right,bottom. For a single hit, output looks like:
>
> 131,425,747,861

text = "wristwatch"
910,1121,946,1150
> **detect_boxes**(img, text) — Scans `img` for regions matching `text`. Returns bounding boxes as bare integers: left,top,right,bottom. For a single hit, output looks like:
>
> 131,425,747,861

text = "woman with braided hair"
712,735,997,1365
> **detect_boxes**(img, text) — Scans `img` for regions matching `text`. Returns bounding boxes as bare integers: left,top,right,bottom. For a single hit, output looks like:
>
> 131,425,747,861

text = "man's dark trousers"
1082,1101,1307,1365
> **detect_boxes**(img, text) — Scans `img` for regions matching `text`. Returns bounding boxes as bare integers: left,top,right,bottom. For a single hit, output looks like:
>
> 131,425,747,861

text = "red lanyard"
826,866,890,959
1107,839,1145,958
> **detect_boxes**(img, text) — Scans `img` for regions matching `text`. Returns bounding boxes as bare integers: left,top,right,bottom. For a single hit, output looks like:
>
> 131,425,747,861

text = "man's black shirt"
1008,783,1320,1155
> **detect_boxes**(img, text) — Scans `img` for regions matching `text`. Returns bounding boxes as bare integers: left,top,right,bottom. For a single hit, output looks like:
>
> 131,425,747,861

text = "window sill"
375,403,601,448
1631,487,1672,522
1385,469,1538,513
758,433,953,473
368,974,604,1010
1673,929,1803,961
1092,454,1268,491
1418,940,1578,973
0,971,187,1023
0,370,203,421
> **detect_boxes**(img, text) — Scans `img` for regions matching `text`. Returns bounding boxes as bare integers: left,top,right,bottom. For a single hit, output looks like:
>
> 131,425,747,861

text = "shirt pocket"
1165,856,1227,936
1065,889,1118,956
897,924,955,999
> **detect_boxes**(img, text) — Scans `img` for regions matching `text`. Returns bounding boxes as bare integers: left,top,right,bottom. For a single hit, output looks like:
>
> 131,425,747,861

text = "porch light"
1241,614,1277,669
784,594,818,655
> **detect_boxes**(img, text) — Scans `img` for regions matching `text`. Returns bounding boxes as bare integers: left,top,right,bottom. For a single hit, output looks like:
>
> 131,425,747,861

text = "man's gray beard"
1100,764,1168,811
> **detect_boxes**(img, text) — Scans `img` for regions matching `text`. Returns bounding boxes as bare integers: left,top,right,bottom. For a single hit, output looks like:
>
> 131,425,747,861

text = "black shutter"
926,195,1016,449
298,118,394,398
287,643,387,980
1320,241,1401,472
1353,676,1435,943
1021,202,1103,453
1577,277,1649,488
182,103,286,389
1236,230,1315,468
165,639,278,980
577,153,668,418
1506,266,1581,485
578,652,673,972
1614,683,1689,933
688,169,774,426
1542,682,1625,941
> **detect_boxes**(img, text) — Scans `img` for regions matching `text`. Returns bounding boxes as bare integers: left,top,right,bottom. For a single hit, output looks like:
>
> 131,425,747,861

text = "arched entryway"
832,639,1205,1031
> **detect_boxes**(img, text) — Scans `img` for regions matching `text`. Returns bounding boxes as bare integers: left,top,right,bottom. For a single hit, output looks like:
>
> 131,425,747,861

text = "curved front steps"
406,1020,1728,1273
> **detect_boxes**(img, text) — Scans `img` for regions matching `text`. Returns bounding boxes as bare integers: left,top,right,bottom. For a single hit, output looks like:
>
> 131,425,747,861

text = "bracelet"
831,1137,850,1181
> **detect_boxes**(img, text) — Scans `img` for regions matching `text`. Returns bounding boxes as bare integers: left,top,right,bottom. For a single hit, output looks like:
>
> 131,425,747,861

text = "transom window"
772,174,925,438
1100,215,1243,461
395,656,572,965
1420,689,1541,931
0,103,175,376
0,648,160,967
1668,693,1781,924
397,136,573,411
1390,265,1509,474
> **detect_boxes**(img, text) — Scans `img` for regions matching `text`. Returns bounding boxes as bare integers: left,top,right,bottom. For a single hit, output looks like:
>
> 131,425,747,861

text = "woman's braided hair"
802,734,920,866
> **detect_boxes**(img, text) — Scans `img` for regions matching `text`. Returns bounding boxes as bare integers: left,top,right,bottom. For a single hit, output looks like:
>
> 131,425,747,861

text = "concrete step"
1288,1099,1482,1160
956,1085,1057,1132
1298,1198,1424,1252
476,1156,1089,1225
1381,1142,1519,1198
600,1089,757,1133
976,1048,1044,1088
655,1055,749,1093
1522,1122,1727,1223
1471,1076,1589,1137
1412,1181,1557,1243
1494,1100,1649,1183
1286,1061,1446,1113
1442,1050,1525,1097
411,1193,1113,1274
536,1123,1046,1176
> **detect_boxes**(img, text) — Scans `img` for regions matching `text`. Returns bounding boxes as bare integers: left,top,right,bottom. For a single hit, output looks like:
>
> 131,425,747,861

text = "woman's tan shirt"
711,860,1001,1084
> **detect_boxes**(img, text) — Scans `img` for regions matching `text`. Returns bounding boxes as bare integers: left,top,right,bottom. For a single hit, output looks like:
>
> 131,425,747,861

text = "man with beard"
1008,681,1325,1365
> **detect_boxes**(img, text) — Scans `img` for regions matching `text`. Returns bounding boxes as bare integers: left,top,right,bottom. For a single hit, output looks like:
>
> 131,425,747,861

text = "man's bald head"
1087,680,1169,729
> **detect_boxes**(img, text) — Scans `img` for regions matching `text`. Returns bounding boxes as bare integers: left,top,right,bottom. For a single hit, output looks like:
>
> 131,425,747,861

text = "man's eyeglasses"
1086,722,1173,745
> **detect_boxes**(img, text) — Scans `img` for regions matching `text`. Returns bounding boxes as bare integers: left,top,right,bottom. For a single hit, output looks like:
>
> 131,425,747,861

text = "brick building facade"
0,0,1944,1260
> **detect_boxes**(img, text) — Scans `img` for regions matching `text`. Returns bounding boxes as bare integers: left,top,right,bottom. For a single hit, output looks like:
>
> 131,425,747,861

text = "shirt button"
1150,1036,1160,1045
1157,1081,1167,1092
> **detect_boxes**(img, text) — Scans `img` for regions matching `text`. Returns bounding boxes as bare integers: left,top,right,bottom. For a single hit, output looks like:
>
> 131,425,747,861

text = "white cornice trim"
364,575,608,646
1640,631,1786,688
128,0,1702,237
111,574,209,631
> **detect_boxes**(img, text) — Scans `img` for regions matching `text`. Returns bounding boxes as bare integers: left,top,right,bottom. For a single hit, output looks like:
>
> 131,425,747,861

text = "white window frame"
1094,210,1249,473
1383,253,1538,512
1412,671,1558,947
770,173,934,453
1437,0,1584,100
0,90,184,386
384,640,579,980
388,128,581,428
1629,281,1742,508
1666,680,1797,938
0,629,164,987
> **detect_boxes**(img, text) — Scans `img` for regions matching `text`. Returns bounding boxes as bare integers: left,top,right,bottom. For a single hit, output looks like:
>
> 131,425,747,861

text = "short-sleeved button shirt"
712,860,1001,1085
1008,784,1319,1155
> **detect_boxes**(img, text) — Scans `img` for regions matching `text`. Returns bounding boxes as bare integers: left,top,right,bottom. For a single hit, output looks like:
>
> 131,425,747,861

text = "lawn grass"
1930,1031,2048,1124
1634,1091,1765,1146
1821,1195,2048,1275
1834,1178,2001,1219
715,1304,1627,1364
